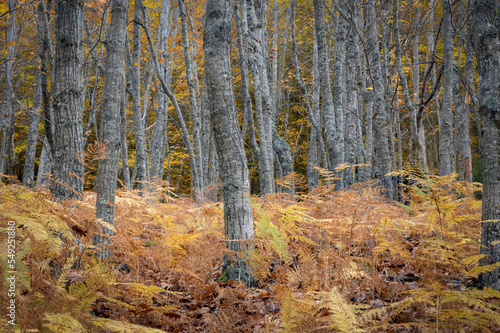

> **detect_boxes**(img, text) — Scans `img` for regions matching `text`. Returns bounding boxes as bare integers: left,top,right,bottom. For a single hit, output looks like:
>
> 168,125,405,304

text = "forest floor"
1,174,500,332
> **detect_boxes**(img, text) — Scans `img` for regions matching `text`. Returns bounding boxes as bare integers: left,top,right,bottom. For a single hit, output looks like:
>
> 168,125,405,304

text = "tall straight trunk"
36,137,52,188
23,70,42,188
332,2,346,189
0,0,17,180
344,1,359,186
439,0,455,176
365,0,391,189
394,0,428,173
150,0,173,182
313,0,335,175
178,0,203,192
204,0,254,284
470,0,500,290
275,0,295,122
120,83,131,188
458,36,473,182
234,2,258,157
37,0,55,159
94,0,128,258
51,0,85,200
307,32,321,191
131,0,147,191
243,0,274,195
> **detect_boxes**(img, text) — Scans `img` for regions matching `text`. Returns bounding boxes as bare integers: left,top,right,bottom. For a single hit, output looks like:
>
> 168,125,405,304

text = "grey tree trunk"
234,2,258,157
37,0,55,162
307,31,321,191
332,2,346,189
470,0,500,290
131,1,148,191
365,0,391,191
94,0,128,259
439,0,455,176
120,84,131,189
344,1,359,187
313,0,335,176
36,137,52,188
0,0,17,180
179,0,203,193
23,70,42,188
51,0,85,200
243,0,275,195
204,0,254,284
457,36,473,182
150,0,172,183
394,0,428,173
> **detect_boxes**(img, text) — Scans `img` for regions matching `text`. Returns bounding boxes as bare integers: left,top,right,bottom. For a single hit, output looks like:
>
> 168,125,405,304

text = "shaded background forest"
0,0,483,197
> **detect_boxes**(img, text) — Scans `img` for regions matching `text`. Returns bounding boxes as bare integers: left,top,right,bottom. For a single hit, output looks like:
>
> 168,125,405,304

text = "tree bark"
332,1,346,189
23,70,42,188
51,0,85,200
36,137,52,188
204,0,254,284
243,0,275,195
365,0,391,191
394,0,428,173
179,0,204,193
457,36,473,182
470,0,500,290
313,0,335,177
131,0,148,192
0,0,17,180
344,0,359,187
94,0,128,259
440,0,455,176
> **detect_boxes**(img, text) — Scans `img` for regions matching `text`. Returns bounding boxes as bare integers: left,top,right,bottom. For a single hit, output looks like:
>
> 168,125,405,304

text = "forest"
1,0,500,331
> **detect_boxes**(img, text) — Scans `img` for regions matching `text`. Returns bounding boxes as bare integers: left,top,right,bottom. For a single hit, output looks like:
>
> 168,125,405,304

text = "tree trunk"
120,84,131,189
94,0,128,259
243,0,275,195
51,0,85,200
332,2,346,189
150,0,173,183
131,0,148,191
470,0,500,290
344,1,359,187
204,0,254,284
365,0,391,191
440,0,455,176
36,137,52,188
23,70,42,188
179,0,203,193
458,36,473,182
0,0,17,180
394,0,428,173
313,0,335,177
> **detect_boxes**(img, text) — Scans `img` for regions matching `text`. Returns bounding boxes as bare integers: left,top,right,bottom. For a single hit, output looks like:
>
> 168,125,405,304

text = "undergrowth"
1,173,499,332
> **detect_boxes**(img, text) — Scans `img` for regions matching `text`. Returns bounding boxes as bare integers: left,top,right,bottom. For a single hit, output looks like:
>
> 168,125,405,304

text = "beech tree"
470,0,500,290
50,0,85,200
94,0,128,258
204,0,254,284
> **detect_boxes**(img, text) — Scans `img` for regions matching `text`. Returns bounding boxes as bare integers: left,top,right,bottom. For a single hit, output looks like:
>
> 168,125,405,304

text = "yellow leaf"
7,41,15,47
134,62,140,66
